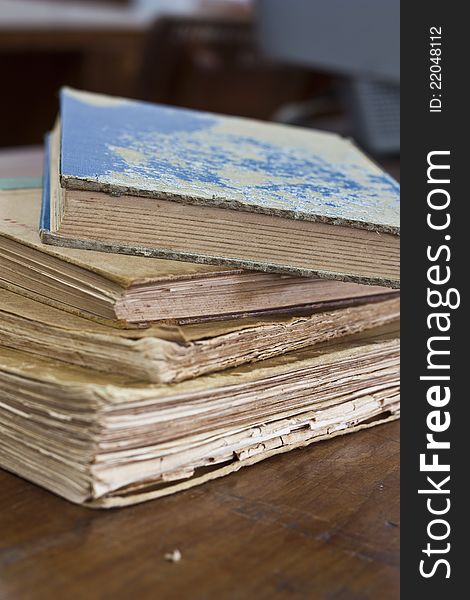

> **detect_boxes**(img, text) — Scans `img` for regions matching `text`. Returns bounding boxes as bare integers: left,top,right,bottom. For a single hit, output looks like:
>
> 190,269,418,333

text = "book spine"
39,133,51,234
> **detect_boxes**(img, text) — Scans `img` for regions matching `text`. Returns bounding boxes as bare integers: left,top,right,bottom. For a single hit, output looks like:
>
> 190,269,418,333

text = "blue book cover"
58,88,399,233
41,88,400,287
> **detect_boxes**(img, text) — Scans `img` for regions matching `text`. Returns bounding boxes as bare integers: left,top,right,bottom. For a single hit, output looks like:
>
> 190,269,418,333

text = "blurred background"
0,0,399,177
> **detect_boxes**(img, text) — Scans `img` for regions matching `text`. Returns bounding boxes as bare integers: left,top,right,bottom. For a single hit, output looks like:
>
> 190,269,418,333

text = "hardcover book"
40,88,400,287
1,187,396,326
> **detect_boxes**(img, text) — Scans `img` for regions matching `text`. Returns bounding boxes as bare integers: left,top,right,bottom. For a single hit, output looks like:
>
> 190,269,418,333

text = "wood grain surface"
0,421,400,600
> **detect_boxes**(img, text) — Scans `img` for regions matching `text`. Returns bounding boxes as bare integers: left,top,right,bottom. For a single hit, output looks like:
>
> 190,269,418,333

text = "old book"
0,187,396,327
0,288,399,383
0,324,399,507
40,88,400,287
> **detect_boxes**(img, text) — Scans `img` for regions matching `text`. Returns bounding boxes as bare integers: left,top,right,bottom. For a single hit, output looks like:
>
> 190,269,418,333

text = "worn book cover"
40,88,400,287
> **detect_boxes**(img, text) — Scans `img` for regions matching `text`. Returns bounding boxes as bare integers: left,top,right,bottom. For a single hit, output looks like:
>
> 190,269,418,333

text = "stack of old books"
0,89,400,507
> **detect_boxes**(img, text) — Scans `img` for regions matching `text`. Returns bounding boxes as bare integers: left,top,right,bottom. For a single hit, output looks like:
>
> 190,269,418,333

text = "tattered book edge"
90,411,400,509
39,231,400,289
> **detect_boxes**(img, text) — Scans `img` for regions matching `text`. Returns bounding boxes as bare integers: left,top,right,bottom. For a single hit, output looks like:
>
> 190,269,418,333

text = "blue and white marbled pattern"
60,88,399,231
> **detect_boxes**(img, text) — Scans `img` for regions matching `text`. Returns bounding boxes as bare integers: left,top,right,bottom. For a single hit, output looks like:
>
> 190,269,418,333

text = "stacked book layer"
2,188,395,325
0,325,399,507
0,287,399,383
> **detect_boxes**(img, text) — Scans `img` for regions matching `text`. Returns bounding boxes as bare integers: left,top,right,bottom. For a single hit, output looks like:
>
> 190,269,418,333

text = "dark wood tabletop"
0,420,399,600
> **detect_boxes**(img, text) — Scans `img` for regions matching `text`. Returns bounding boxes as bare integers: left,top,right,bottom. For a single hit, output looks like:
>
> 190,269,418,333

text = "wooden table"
0,147,399,598
0,421,399,599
